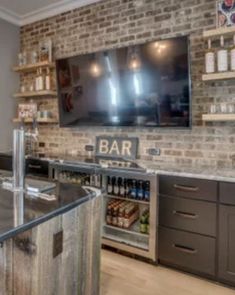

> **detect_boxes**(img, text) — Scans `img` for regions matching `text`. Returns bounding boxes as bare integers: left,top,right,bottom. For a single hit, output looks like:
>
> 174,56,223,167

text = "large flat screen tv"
56,36,191,127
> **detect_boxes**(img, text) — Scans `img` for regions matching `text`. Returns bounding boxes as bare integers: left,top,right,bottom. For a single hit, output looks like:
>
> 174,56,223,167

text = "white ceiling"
0,0,101,26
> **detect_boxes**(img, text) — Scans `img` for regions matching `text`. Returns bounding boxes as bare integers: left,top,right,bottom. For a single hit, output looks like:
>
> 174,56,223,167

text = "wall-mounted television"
56,36,191,128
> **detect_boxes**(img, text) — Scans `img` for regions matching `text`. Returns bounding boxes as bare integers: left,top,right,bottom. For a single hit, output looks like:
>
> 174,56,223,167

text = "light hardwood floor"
101,250,235,295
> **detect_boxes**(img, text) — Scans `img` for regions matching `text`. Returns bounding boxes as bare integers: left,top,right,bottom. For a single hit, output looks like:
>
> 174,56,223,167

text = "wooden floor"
101,250,235,295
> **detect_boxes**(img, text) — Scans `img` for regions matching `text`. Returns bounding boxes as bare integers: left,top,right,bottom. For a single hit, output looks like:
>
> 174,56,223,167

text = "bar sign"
96,136,138,160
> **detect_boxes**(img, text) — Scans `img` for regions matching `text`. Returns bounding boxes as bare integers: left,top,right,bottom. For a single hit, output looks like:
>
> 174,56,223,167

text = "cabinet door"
218,205,235,285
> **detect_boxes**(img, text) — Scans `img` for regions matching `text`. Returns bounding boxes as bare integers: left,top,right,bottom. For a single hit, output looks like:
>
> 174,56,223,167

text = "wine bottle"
205,39,215,73
107,176,112,194
217,36,228,72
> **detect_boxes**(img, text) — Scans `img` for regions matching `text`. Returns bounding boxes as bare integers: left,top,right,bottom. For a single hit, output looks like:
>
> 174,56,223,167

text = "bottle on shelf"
107,176,113,194
231,35,235,71
111,176,116,195
125,179,130,198
113,177,119,195
137,180,144,200
144,181,150,201
140,210,149,234
45,68,51,90
130,179,137,199
217,35,228,72
205,38,215,74
35,68,44,91
118,177,125,197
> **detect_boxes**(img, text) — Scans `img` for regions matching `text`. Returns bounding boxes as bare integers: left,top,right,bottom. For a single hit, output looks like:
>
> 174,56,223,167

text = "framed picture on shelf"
217,0,235,27
18,103,37,119
39,39,53,62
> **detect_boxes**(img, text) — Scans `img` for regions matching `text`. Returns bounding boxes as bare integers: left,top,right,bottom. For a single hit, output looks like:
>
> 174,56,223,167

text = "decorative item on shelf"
217,0,235,27
18,52,27,66
39,39,52,62
18,101,38,120
209,103,235,114
205,39,215,73
31,51,39,64
37,110,53,120
217,35,228,71
35,68,44,91
20,85,26,93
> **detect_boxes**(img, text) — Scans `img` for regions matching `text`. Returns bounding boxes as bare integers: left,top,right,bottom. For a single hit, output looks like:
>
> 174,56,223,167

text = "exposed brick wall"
20,0,235,169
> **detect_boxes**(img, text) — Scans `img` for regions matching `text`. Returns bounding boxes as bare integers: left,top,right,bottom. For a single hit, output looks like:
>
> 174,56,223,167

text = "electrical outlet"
85,145,94,152
53,231,63,258
148,148,161,156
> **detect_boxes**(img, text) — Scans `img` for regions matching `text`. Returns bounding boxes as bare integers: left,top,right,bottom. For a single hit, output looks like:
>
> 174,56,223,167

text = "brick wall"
20,0,235,169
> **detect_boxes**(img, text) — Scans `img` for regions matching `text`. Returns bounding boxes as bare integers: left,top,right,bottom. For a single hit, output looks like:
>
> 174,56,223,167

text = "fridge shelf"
102,233,149,251
104,220,149,238
104,194,150,205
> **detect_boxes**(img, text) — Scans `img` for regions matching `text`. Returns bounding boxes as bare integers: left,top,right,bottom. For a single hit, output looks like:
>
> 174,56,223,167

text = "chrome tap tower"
13,129,25,191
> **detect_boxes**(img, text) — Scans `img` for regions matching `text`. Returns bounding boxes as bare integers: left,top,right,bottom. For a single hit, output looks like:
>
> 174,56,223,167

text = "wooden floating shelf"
202,114,235,122
202,72,235,81
13,118,58,124
203,26,235,38
13,90,57,98
12,61,55,73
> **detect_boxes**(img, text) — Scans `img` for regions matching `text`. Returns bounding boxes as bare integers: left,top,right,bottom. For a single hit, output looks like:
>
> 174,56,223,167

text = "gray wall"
0,18,19,152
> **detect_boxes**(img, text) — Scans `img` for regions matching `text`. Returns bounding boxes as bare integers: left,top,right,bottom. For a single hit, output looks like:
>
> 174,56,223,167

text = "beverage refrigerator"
49,158,158,261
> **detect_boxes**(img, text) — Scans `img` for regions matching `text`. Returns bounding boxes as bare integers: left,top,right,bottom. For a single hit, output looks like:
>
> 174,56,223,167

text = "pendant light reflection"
90,55,102,77
128,47,141,71
154,42,167,54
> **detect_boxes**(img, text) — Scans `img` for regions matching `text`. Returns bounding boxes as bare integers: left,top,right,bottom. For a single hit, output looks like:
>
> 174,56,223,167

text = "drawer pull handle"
172,244,197,254
173,210,198,219
173,184,199,192
28,164,42,169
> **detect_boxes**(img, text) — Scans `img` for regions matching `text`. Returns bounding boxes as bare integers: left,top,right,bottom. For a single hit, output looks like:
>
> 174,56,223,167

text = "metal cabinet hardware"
172,244,197,254
172,210,199,219
173,184,199,192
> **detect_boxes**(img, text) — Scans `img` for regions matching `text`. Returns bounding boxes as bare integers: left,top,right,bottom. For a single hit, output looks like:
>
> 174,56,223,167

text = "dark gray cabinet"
218,205,235,285
159,175,217,278
159,175,217,202
159,176,235,287
159,195,217,237
159,227,216,276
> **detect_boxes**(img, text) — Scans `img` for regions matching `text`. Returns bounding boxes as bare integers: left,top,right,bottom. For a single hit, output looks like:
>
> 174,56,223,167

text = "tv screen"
56,36,191,127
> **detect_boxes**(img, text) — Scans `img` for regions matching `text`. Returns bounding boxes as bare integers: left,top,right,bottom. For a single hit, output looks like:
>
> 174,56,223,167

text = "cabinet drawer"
159,196,216,237
219,182,235,205
159,175,217,202
159,227,216,276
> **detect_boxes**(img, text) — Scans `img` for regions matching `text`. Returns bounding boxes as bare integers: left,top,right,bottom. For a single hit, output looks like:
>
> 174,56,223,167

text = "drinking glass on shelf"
227,104,235,113
220,103,228,113
210,104,218,114
31,51,38,64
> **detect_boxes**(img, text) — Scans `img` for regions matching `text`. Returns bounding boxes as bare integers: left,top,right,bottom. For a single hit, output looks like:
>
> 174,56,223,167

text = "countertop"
0,179,98,243
44,154,235,183
136,161,235,183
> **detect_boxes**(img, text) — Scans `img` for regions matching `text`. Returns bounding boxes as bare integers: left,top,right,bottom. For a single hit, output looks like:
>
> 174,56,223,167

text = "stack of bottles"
106,200,139,229
205,35,235,74
59,171,101,187
107,176,150,201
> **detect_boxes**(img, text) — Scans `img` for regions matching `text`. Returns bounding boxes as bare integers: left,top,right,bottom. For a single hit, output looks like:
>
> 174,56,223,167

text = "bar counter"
0,180,102,295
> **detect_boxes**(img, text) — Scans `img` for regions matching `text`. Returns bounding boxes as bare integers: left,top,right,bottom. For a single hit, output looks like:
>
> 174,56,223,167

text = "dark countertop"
0,180,99,243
